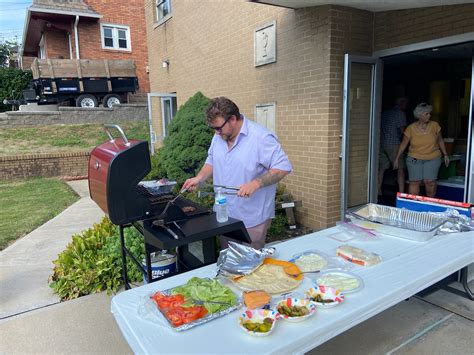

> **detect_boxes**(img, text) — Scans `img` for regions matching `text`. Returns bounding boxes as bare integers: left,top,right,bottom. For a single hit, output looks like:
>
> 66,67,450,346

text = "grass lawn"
0,121,149,156
0,178,79,250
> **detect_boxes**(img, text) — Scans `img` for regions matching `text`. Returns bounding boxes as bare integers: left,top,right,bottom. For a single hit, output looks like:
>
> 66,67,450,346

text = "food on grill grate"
181,206,196,213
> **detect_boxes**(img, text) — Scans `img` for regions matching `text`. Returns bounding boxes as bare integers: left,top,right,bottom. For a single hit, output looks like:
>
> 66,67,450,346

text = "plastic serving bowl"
238,308,279,337
305,285,345,308
276,298,316,322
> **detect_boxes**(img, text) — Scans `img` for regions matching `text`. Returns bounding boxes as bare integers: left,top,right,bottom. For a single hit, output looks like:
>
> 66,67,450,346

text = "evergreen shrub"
152,91,213,185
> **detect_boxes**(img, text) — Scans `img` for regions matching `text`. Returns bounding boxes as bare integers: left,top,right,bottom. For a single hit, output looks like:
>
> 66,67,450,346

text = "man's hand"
237,180,261,198
182,177,202,192
393,160,399,170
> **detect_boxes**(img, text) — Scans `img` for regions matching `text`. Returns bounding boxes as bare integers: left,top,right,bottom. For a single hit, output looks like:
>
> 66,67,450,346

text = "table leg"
442,266,473,300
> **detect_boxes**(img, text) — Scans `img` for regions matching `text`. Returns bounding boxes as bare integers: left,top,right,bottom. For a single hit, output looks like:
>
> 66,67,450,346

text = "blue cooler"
436,178,465,202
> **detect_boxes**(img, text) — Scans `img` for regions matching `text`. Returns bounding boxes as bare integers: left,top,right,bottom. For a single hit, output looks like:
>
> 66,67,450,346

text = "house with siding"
145,0,474,230
20,0,150,97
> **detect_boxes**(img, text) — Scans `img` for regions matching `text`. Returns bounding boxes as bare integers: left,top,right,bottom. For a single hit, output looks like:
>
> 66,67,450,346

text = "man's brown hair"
205,97,241,123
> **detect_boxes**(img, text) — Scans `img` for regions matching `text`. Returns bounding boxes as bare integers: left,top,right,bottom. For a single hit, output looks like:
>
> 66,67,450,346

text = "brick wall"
45,28,70,59
374,4,474,51
145,0,373,229
325,6,374,224
72,0,150,93
144,1,473,229
0,152,90,181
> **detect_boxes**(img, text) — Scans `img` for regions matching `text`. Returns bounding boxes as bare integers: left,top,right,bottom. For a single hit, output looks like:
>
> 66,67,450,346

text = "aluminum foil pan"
216,241,276,277
347,203,447,242
145,279,242,332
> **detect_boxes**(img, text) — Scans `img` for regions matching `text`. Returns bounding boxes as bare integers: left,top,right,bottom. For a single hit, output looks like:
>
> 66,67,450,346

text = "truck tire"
103,94,121,108
76,94,98,108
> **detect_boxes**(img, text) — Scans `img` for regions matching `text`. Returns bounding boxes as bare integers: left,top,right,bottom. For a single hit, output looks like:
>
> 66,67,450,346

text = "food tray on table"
150,277,242,332
315,270,364,294
347,203,447,242
289,249,352,272
230,259,303,295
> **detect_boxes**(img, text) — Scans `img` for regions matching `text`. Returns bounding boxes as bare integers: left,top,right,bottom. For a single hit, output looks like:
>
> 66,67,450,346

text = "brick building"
145,0,474,230
20,0,149,95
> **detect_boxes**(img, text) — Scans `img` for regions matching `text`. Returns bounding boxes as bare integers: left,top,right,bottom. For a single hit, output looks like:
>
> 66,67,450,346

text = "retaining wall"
1,104,148,127
0,152,90,181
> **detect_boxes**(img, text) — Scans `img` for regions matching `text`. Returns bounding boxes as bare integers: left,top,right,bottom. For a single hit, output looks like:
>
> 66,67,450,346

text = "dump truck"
22,58,138,108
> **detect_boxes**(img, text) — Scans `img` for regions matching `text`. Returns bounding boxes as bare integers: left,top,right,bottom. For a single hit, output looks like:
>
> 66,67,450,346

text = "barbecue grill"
89,124,251,287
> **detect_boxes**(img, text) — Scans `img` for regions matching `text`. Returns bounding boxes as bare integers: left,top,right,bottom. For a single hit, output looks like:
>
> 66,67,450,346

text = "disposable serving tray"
153,282,242,332
348,203,446,242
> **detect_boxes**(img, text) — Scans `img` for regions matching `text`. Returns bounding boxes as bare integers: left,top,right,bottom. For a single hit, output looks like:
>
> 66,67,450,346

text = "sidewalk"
0,180,104,319
0,180,472,353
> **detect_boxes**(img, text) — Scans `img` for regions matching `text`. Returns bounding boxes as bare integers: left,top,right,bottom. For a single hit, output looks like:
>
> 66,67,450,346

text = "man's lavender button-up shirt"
205,116,292,228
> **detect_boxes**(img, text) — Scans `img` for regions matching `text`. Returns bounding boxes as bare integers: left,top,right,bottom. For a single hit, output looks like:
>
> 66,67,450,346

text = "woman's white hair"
413,103,432,119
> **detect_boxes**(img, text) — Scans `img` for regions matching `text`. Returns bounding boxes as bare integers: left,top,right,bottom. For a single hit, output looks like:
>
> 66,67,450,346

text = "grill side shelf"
140,215,251,249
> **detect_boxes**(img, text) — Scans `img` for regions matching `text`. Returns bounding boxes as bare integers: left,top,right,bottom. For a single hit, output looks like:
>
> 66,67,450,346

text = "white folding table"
111,227,474,354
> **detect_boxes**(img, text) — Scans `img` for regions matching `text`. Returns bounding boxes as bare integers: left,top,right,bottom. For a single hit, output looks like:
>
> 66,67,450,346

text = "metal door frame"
465,55,474,203
341,54,383,219
147,92,177,155
373,33,474,203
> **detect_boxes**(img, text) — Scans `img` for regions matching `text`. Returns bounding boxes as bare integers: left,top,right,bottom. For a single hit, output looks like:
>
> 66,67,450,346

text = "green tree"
0,40,18,68
155,91,213,184
0,68,32,112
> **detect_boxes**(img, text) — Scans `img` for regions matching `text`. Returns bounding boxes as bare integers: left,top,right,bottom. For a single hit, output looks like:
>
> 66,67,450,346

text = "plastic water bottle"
215,187,228,223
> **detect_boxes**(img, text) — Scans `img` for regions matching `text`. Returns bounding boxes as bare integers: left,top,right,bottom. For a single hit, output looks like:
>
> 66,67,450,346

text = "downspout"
68,32,73,59
74,15,80,59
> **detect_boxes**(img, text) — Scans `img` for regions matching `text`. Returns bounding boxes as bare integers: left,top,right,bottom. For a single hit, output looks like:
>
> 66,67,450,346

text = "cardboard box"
396,193,473,219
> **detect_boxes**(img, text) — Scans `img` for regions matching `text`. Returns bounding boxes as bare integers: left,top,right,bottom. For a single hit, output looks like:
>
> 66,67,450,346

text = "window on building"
156,0,171,23
162,96,177,136
100,24,131,51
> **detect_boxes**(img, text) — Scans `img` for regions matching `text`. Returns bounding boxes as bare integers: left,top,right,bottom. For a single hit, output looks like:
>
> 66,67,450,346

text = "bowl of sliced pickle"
276,298,316,322
238,308,279,337
305,285,345,308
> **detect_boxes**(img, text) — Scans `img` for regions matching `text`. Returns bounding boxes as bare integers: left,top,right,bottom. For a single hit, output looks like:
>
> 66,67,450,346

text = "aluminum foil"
429,208,474,234
216,241,276,277
142,280,242,332
348,203,447,242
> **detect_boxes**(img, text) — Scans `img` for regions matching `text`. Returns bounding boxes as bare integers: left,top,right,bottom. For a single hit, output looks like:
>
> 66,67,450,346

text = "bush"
267,185,290,239
155,92,213,185
0,68,32,112
147,148,165,180
50,217,145,300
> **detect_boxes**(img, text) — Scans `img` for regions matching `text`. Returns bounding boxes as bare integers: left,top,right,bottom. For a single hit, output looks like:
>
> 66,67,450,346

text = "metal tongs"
197,184,240,198
157,187,189,215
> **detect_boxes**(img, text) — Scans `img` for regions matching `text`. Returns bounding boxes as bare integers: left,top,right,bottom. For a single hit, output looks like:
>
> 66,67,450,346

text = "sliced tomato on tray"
165,305,208,326
151,292,208,327
151,292,185,311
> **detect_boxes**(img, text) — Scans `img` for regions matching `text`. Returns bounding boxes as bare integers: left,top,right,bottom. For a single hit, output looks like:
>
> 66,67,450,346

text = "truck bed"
31,58,136,79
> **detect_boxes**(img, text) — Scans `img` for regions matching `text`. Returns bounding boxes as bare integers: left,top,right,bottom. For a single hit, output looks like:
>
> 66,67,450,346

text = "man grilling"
182,97,292,249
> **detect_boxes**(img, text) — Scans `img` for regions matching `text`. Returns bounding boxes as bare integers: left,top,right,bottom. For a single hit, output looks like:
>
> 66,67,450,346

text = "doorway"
377,42,473,206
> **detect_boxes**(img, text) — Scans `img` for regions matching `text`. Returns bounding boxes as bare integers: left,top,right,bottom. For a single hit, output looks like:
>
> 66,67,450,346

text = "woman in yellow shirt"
394,103,449,197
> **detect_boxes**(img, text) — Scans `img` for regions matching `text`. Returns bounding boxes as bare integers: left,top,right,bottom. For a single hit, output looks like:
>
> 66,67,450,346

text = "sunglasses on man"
208,117,231,131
